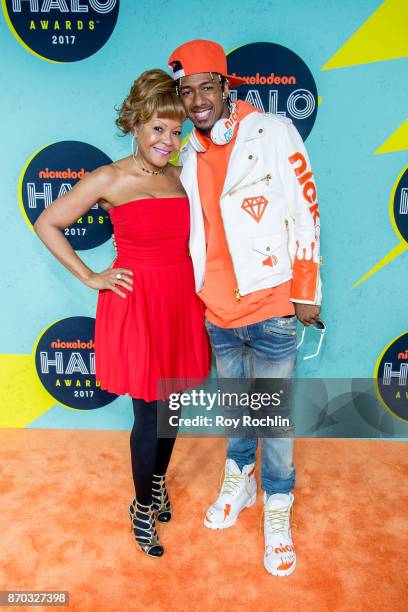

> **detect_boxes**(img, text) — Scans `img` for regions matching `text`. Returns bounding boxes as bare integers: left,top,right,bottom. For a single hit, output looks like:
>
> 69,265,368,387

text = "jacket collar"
221,112,265,196
180,111,266,196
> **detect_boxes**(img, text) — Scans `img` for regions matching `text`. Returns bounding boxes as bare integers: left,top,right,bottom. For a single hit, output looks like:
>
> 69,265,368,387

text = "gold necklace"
132,151,165,176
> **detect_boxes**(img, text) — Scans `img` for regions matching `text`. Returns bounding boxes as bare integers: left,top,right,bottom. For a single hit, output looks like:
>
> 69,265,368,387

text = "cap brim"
226,74,247,87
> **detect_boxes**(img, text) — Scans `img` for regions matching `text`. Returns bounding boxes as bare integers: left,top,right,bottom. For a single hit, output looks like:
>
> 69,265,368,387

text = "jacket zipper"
224,173,271,302
227,173,272,196
285,219,294,266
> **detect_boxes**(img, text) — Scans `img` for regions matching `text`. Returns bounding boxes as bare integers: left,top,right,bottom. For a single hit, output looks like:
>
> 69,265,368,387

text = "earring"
131,134,138,158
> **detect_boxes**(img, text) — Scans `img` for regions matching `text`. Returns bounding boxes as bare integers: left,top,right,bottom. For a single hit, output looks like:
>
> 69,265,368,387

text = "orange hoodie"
196,100,294,328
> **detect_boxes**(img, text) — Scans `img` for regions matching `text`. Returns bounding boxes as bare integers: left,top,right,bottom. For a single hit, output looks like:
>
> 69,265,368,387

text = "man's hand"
294,303,320,326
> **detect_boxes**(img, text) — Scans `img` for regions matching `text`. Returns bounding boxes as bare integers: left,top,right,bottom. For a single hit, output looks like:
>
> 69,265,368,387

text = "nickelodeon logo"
51,339,95,349
227,42,318,140
397,349,408,360
230,72,297,85
225,108,238,130
223,106,239,142
288,151,320,224
38,167,89,179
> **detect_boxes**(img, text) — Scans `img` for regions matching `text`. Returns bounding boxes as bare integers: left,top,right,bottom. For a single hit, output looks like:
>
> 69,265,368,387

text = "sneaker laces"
265,507,290,535
219,470,243,496
259,502,296,535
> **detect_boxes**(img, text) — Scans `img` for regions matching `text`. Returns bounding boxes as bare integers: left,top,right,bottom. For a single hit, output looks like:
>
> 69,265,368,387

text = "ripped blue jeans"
205,315,297,495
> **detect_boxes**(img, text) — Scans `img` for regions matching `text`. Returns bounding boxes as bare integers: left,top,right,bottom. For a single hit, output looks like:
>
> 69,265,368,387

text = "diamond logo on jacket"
241,195,268,223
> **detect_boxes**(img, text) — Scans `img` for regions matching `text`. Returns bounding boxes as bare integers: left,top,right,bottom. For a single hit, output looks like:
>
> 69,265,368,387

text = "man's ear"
222,79,230,99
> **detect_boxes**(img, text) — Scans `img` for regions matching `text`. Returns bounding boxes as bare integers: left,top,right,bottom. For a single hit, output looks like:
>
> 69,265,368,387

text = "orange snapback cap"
168,39,246,87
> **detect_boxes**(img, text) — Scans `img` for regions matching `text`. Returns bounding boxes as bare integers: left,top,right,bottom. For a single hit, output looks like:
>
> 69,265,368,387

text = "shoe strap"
152,475,170,510
131,503,159,546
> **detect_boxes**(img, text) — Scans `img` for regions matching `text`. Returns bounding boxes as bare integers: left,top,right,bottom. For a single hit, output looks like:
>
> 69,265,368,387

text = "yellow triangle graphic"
352,242,408,288
351,165,408,287
375,119,408,154
0,354,55,428
322,0,408,70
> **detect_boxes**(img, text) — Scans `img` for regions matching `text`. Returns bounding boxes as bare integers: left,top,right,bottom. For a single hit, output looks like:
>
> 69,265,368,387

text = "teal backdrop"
0,0,406,430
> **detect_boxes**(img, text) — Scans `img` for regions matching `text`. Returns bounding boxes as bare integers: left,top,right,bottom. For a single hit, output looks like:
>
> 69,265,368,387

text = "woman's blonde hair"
116,69,185,134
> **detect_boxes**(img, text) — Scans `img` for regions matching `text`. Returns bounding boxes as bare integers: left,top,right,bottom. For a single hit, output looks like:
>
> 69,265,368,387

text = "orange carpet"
0,430,407,611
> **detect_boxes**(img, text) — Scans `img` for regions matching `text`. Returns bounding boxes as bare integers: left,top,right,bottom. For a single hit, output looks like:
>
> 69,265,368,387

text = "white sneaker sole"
264,557,297,577
203,493,257,530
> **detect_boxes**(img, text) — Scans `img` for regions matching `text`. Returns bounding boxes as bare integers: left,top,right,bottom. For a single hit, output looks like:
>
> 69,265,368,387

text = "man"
167,39,322,576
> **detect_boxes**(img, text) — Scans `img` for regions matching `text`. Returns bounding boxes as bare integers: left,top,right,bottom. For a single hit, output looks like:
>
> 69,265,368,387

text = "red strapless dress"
94,197,211,401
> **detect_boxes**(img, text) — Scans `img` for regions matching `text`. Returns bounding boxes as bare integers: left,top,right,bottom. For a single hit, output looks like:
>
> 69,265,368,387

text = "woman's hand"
84,267,134,298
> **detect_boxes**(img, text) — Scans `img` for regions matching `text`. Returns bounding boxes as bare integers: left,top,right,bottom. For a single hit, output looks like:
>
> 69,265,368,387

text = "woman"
34,69,211,558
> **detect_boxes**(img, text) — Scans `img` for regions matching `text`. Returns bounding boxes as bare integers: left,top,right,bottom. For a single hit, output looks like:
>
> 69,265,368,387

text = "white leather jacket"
180,111,322,305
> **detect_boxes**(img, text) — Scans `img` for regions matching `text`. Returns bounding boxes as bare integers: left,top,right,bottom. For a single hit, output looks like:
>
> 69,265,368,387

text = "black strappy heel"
152,474,172,523
129,499,164,557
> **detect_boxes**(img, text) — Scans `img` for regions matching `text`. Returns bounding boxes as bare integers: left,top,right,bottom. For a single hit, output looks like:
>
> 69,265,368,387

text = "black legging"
130,398,177,506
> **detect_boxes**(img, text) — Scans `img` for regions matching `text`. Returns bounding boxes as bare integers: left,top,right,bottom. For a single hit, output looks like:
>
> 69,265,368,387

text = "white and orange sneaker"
204,459,257,530
263,492,296,576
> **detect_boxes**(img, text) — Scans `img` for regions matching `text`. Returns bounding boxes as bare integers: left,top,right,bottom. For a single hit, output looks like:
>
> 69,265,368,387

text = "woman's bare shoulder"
110,156,136,178
90,160,131,210
90,163,120,188
93,157,134,189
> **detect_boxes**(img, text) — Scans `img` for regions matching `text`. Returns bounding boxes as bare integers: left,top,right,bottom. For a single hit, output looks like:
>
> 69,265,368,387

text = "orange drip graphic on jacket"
288,150,320,302
292,241,319,302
